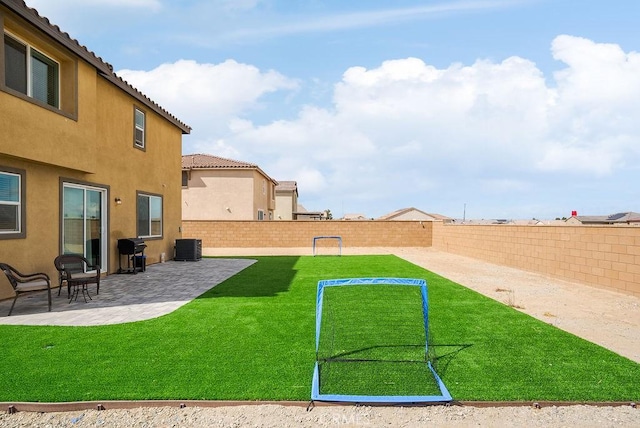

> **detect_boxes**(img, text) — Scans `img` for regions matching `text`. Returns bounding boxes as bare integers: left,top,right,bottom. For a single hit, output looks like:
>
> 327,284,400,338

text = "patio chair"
0,263,52,316
54,255,100,302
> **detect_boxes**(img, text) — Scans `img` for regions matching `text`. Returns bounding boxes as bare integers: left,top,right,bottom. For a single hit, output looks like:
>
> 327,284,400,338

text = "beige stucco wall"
275,194,294,220
93,78,184,272
0,7,185,300
182,169,275,220
182,170,255,220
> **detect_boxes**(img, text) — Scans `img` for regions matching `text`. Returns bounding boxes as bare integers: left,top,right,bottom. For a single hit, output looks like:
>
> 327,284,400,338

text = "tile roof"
182,154,278,184
377,207,452,221
576,212,640,224
1,0,191,134
182,153,257,169
276,181,297,192
377,207,427,220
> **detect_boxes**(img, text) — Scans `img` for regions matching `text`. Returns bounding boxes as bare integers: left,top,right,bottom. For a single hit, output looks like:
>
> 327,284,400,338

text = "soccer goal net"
311,278,452,403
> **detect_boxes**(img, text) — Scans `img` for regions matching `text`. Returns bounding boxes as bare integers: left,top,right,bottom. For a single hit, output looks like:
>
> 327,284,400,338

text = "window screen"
3,33,59,108
137,193,162,237
4,35,27,94
0,171,21,234
134,108,145,148
31,49,59,107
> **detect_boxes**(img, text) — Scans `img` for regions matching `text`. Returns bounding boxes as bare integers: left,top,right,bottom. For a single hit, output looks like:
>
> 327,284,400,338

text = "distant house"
182,154,277,220
342,213,369,221
293,204,324,220
508,219,546,226
377,207,452,223
567,212,640,226
274,181,298,220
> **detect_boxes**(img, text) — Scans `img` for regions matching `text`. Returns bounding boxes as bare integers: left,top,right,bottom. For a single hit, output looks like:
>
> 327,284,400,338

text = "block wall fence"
431,222,640,298
181,220,432,249
181,220,640,298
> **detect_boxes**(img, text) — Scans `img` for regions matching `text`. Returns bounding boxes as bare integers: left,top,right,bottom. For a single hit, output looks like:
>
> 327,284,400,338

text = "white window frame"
257,210,264,221
3,31,60,108
137,192,162,238
0,169,24,237
134,107,146,149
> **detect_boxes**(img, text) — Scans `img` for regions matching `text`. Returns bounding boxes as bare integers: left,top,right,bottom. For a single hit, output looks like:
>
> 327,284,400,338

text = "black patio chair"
0,263,52,316
54,255,100,303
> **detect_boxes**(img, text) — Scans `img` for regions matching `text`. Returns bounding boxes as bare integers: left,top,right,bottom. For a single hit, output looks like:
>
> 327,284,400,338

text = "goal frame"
311,277,452,404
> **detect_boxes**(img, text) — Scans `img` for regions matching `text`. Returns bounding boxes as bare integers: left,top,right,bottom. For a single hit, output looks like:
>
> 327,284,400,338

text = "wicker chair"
0,263,52,316
54,255,100,302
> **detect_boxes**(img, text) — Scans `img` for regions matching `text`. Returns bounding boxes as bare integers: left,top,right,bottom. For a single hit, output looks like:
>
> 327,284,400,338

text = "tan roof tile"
182,154,257,169
276,181,297,192
182,154,278,185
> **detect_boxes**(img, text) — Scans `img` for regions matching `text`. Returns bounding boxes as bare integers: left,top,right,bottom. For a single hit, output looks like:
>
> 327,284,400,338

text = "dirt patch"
393,247,640,363
1,403,639,427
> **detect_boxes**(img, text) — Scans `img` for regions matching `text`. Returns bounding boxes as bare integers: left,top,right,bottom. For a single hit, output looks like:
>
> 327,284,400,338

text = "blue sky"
27,0,640,220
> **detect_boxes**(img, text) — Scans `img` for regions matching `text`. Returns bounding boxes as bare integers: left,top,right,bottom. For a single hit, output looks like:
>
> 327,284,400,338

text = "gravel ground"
1,403,640,427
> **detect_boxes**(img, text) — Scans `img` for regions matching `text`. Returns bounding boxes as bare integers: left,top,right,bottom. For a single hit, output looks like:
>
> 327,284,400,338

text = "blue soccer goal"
311,278,452,404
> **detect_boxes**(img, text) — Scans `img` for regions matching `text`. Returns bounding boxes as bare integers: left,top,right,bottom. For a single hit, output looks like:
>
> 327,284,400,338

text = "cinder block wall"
181,220,640,298
181,220,432,248
432,223,640,297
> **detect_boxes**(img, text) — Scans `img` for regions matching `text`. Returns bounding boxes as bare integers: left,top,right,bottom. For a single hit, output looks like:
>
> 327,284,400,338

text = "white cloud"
118,59,298,133
118,35,640,217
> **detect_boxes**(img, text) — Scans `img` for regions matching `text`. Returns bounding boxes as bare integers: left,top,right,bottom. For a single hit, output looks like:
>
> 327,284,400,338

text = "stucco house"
182,154,277,220
342,213,369,221
0,0,190,300
293,204,325,220
377,207,452,222
274,180,298,220
566,212,640,226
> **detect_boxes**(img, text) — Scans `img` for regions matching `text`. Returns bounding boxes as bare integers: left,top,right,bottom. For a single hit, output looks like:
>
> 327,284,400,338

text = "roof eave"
3,0,191,135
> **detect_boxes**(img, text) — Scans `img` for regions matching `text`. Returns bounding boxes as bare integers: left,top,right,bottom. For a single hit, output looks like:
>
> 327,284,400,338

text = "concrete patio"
0,258,256,326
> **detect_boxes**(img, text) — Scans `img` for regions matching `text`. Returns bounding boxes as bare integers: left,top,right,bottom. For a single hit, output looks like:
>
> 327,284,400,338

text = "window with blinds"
134,107,146,149
0,169,23,237
137,192,162,238
3,33,59,108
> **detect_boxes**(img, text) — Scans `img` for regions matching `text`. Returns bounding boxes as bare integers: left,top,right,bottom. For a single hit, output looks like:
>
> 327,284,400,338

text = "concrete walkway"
0,258,256,326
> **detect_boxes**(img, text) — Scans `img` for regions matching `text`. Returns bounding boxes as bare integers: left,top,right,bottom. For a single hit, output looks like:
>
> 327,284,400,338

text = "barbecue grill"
117,238,147,274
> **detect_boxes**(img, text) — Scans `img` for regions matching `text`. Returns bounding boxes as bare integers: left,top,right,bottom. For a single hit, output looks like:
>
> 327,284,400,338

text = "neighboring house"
377,207,452,222
342,213,369,220
0,1,190,299
567,212,640,226
293,204,324,220
182,154,277,221
508,219,546,226
274,180,298,220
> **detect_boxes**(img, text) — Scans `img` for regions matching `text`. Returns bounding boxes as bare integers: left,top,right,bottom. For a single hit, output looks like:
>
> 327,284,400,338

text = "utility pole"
463,203,466,223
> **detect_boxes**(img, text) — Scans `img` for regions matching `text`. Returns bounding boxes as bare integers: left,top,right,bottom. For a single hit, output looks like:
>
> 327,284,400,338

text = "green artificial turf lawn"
0,255,638,402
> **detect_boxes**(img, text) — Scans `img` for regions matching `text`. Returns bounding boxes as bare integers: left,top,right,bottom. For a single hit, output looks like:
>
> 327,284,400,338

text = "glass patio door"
62,183,106,272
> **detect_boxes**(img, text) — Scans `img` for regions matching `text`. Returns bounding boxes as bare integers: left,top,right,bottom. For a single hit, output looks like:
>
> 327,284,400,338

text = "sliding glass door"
62,183,106,272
